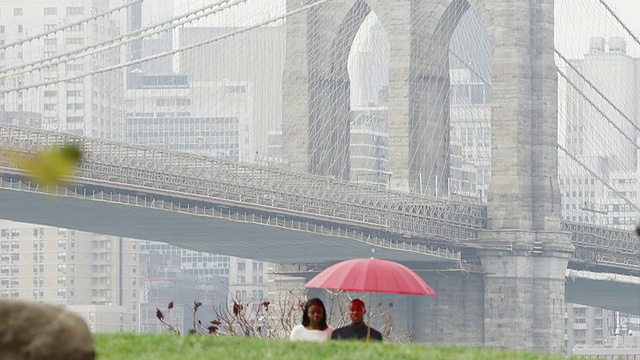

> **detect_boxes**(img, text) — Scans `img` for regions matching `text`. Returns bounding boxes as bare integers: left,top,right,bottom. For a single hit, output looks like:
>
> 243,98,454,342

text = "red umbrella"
305,257,436,297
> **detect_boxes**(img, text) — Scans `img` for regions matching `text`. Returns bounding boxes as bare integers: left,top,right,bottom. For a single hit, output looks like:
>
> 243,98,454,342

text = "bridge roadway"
565,270,640,315
0,175,462,264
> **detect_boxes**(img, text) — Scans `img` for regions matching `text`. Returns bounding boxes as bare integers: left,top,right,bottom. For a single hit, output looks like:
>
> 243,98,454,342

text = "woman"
289,298,333,341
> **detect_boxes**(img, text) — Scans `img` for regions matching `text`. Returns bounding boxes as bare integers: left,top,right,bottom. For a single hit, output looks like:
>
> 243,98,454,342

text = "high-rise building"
448,142,479,202
121,24,284,162
559,38,640,227
349,107,389,186
125,74,255,161
0,220,141,332
564,304,640,357
564,304,615,350
0,1,125,139
228,257,268,303
602,170,639,228
562,37,639,172
176,26,285,158
558,155,610,225
139,241,272,305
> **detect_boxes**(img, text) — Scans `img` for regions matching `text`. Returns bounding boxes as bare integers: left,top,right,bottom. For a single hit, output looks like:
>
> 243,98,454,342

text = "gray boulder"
0,299,95,360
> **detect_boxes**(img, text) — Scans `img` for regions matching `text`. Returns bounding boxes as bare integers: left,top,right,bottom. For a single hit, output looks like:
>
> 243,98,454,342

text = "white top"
289,324,334,342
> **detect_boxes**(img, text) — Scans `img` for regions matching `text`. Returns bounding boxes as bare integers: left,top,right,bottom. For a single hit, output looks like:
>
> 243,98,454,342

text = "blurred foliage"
2,144,83,187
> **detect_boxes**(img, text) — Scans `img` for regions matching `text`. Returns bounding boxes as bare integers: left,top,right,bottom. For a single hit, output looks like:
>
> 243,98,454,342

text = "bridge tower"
479,0,574,353
283,0,574,353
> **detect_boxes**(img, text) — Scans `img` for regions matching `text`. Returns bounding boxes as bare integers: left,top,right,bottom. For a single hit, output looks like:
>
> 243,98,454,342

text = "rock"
0,299,95,360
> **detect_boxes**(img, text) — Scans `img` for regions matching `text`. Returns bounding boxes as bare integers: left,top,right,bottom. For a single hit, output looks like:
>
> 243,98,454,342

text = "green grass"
94,333,578,360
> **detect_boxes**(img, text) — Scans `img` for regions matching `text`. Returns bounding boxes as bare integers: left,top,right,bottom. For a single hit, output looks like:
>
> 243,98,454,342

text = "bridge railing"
0,124,487,242
563,221,640,270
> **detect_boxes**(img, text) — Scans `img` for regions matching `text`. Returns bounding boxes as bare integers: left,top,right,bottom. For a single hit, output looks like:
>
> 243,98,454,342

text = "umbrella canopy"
305,258,436,297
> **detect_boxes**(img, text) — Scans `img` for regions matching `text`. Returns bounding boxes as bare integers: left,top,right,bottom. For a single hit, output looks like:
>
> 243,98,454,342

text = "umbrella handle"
367,293,372,342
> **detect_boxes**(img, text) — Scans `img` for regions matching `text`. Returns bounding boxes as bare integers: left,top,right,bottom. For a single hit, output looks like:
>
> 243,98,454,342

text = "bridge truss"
0,124,486,259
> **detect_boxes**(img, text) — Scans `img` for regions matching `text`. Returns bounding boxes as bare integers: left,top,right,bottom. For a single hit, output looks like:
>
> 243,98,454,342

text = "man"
331,299,383,341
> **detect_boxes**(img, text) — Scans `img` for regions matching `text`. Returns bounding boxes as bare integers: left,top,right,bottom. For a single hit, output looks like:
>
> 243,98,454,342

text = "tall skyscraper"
349,107,389,186
125,74,256,161
560,38,640,227
0,1,125,139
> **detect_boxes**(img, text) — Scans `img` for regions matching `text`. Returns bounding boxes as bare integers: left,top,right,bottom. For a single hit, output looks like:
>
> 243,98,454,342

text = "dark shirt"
331,324,383,341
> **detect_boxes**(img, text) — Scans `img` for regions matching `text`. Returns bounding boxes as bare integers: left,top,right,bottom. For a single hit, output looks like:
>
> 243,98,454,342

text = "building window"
66,103,84,110
14,8,23,16
224,85,246,93
66,7,84,15
65,64,84,72
44,7,57,15
66,38,84,45
65,24,84,32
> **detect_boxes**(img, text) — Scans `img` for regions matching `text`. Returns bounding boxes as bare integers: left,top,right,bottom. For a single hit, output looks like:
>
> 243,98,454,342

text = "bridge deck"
0,186,458,264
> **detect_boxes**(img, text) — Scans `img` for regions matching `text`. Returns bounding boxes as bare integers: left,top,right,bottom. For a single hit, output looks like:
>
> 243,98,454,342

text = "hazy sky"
128,0,640,58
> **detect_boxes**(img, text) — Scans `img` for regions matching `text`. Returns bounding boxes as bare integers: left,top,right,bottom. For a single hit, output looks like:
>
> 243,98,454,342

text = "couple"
289,298,383,342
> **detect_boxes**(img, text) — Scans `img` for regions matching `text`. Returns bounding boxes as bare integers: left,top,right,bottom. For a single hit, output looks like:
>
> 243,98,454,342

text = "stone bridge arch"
283,0,495,196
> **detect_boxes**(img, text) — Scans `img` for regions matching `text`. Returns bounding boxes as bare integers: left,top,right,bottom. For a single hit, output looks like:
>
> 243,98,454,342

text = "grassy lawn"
95,333,576,360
